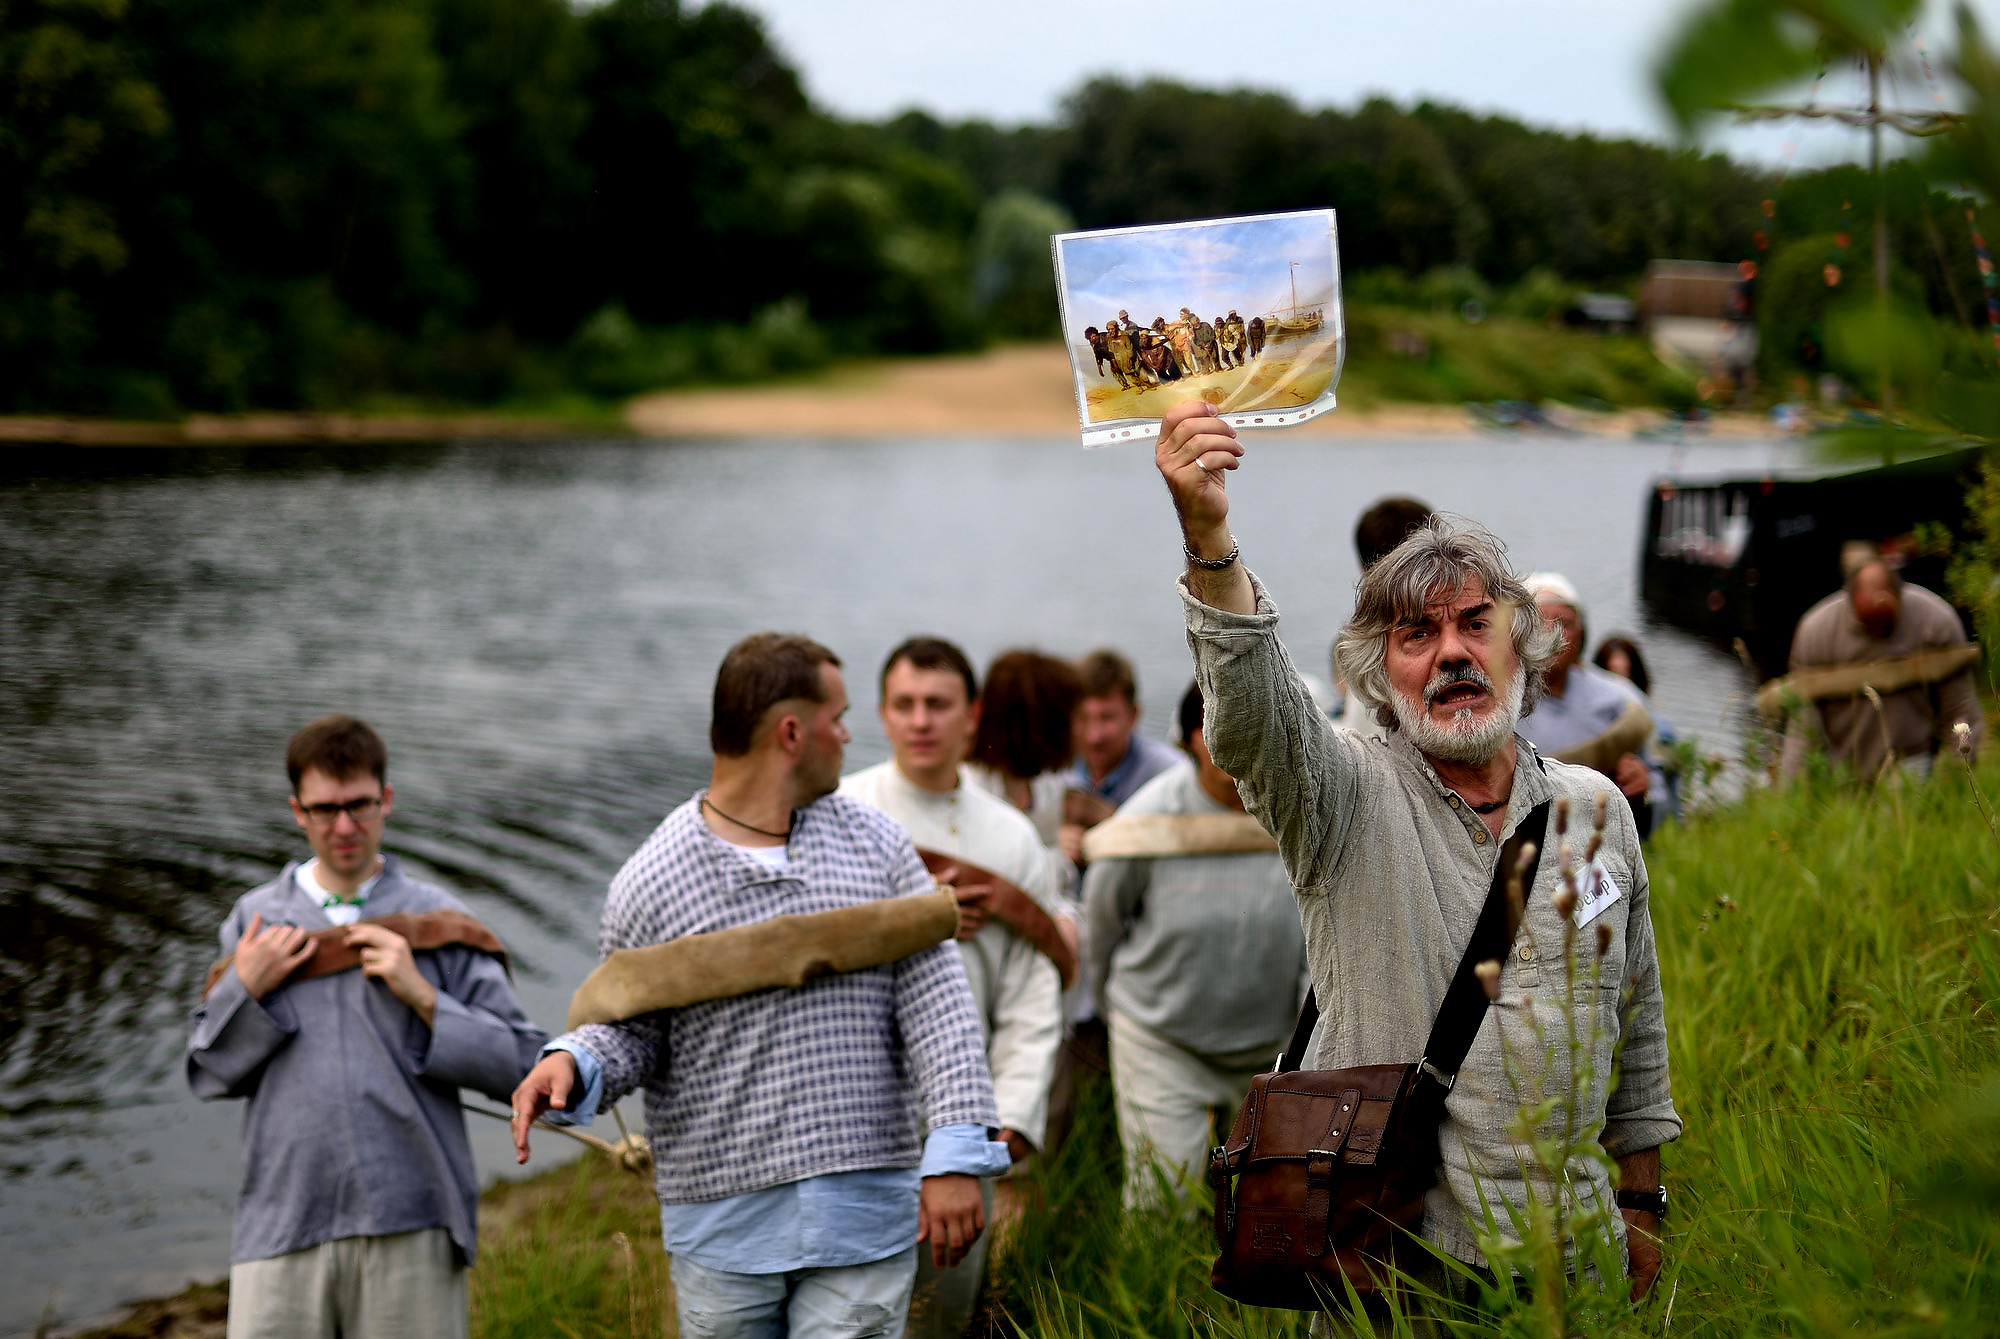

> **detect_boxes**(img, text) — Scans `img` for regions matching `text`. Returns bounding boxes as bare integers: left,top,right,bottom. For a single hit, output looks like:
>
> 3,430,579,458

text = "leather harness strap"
202,909,510,1001
916,848,1078,988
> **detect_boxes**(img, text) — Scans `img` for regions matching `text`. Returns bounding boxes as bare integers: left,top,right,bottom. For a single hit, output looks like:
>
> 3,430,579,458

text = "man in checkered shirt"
512,633,1010,1339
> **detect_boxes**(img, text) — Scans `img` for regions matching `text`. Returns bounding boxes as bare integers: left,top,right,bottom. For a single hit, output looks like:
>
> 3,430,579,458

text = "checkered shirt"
552,792,999,1204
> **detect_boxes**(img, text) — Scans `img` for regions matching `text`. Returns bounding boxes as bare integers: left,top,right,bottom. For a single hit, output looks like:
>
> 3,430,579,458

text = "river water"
0,430,1799,1334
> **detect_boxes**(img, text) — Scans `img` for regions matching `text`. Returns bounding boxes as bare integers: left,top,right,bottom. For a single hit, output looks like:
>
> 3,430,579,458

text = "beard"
1391,661,1523,764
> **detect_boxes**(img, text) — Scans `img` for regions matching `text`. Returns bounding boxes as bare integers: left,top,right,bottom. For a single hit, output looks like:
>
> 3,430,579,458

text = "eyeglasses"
297,797,384,825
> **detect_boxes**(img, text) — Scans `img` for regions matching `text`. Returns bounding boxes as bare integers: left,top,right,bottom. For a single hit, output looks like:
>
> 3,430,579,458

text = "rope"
462,1100,655,1176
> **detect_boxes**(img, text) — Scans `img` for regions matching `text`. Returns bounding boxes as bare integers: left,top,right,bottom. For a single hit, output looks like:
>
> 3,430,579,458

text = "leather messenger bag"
1207,801,1550,1310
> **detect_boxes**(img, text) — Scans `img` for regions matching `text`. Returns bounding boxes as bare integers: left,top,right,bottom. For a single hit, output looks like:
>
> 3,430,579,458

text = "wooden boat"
1638,447,1981,676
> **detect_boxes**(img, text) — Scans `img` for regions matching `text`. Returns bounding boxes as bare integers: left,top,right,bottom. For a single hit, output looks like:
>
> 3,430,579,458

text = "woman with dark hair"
1592,635,1651,697
963,650,1091,1159
964,650,1084,888
1594,633,1681,817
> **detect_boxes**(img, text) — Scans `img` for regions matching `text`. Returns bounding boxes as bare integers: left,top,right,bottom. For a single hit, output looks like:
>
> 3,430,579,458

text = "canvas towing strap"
564,889,960,1029
1755,644,1979,721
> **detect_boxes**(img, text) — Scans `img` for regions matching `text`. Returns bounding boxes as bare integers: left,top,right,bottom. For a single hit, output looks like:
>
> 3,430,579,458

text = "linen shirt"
186,856,546,1264
1182,573,1680,1266
839,762,1064,1149
1779,582,1982,779
544,792,999,1207
1516,663,1668,808
1082,762,1310,1057
962,764,1078,901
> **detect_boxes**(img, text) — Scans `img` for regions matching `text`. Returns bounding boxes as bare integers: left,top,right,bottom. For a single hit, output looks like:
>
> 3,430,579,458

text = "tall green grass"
984,758,2000,1338
464,758,2000,1338
472,1154,670,1339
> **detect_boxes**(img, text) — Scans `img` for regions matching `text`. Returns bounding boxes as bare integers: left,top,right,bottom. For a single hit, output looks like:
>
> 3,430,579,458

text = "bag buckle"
1418,1057,1456,1092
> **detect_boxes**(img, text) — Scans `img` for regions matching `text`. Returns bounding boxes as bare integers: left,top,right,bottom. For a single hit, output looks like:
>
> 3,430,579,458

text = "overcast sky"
734,0,2000,167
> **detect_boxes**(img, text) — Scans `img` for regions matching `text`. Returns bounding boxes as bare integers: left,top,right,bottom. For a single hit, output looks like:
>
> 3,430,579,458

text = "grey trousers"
226,1227,466,1339
905,1178,995,1339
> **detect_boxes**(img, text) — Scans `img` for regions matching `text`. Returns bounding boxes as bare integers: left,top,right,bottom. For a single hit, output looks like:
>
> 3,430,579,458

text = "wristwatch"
1615,1187,1668,1219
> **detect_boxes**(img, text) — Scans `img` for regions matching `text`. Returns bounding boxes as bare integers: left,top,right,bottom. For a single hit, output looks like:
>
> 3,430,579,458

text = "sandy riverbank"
3,344,1776,445
627,344,1768,438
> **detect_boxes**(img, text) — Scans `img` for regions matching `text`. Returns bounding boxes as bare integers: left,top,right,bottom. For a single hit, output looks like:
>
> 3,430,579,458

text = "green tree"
0,0,170,411
971,189,1071,338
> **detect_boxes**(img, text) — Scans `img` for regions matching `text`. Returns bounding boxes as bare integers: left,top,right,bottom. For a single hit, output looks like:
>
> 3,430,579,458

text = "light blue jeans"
671,1245,918,1339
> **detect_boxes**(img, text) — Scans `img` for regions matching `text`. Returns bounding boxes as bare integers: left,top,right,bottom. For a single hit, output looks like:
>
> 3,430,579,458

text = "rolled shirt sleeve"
918,1123,1014,1178
538,1039,606,1126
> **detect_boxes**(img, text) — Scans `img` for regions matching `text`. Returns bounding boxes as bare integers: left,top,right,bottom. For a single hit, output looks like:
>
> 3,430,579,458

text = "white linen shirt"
840,761,1065,1150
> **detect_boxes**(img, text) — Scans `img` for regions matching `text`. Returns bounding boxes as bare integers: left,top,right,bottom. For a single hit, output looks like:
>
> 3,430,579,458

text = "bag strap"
1274,799,1551,1077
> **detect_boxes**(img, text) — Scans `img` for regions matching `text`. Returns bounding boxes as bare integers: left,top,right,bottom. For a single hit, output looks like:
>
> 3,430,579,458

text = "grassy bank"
1337,303,1697,412
473,756,1996,1339
92,756,1994,1338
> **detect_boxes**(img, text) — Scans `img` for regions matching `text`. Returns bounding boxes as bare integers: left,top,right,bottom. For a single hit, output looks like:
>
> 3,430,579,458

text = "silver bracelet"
1184,540,1240,571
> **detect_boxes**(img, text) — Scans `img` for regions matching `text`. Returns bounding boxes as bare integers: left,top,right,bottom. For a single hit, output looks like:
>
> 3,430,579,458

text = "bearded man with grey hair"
1152,401,1680,1317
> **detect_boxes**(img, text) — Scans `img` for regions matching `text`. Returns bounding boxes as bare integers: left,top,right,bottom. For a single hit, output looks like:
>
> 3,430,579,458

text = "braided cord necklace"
701,795,792,840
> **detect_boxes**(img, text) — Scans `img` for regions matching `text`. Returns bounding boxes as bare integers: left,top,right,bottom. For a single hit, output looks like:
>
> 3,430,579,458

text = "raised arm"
1156,399,1368,889
1156,400,1253,613
512,873,666,1161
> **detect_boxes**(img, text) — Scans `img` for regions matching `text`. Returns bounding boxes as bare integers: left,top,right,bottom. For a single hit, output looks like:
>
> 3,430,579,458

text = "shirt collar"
1080,738,1143,798
1389,732,1551,843
688,792,809,888
296,857,386,908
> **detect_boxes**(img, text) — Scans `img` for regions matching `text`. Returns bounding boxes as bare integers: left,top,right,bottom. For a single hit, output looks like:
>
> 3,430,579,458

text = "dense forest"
1,0,1988,414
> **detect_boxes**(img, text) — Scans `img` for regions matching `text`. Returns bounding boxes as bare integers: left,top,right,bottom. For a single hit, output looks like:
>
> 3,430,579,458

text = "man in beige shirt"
1779,547,1982,781
1153,400,1679,1314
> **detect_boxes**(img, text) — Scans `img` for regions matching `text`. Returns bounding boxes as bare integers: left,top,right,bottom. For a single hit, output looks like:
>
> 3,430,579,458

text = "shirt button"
1473,830,1488,844
1520,945,1534,962
1448,796,1460,808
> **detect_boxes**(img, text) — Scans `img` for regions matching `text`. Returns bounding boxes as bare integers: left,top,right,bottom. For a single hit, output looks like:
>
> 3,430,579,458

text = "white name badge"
1573,860,1622,929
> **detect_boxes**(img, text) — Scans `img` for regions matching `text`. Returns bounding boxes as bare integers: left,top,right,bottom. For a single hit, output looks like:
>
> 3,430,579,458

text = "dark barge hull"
1639,447,1982,677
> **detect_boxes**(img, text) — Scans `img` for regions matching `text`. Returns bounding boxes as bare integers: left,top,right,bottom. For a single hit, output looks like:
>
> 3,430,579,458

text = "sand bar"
2,344,1776,445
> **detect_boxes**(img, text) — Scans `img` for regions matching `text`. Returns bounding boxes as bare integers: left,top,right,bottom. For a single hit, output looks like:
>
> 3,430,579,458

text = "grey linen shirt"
186,856,547,1264
1183,573,1680,1266
1780,581,1982,779
1083,761,1310,1057
546,793,1000,1205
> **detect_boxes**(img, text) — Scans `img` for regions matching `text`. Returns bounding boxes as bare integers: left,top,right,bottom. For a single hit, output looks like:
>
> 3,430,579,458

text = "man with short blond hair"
188,715,544,1339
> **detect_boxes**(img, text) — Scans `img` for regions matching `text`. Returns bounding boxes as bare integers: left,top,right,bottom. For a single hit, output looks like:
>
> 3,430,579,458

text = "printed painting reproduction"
1052,209,1344,446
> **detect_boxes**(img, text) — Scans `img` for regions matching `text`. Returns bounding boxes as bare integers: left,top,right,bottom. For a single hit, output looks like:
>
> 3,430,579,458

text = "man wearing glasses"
187,715,545,1339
